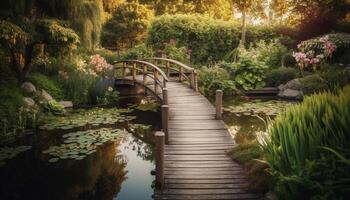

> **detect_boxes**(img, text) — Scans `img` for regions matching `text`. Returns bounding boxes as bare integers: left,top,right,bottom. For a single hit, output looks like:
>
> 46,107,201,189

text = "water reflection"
0,142,127,200
0,95,160,200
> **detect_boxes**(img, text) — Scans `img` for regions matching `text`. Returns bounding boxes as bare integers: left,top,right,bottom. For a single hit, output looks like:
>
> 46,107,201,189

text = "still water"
0,95,160,200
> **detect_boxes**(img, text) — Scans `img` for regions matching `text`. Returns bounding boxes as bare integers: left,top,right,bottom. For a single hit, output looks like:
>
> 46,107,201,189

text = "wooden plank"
154,193,261,200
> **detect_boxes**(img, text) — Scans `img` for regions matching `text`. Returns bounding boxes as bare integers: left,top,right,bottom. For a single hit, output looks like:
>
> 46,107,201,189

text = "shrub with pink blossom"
293,35,338,71
89,54,112,74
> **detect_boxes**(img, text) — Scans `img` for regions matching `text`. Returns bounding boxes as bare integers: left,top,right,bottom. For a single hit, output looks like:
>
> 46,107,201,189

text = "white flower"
107,86,113,92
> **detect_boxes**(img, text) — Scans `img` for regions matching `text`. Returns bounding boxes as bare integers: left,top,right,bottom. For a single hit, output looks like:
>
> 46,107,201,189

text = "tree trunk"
241,10,247,45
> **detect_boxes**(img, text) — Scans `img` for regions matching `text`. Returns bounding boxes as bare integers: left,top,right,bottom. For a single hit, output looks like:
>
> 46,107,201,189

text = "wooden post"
155,131,165,189
154,69,159,94
190,71,195,89
122,62,127,78
216,90,223,119
162,105,169,144
194,72,198,92
166,61,170,77
179,66,184,82
162,88,168,105
132,62,137,82
143,64,147,86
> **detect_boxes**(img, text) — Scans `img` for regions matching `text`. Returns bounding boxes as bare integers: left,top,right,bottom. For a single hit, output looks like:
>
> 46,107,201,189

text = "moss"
28,73,63,100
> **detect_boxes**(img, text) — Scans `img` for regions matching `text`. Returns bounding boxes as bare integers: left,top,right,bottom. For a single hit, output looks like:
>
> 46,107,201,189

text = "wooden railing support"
132,62,137,82
179,66,184,82
216,90,223,119
194,72,198,92
166,61,170,77
162,88,168,105
155,131,165,189
122,62,127,78
154,69,159,94
142,64,147,86
162,105,169,144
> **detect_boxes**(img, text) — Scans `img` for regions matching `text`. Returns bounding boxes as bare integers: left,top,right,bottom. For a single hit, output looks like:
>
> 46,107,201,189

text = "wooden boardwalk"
113,59,261,200
153,81,261,200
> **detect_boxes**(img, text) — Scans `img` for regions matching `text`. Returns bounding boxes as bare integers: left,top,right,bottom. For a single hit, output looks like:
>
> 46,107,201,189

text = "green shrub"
262,86,350,199
162,42,189,64
147,14,283,64
265,68,299,87
28,73,63,100
252,40,289,68
230,47,268,91
59,71,97,104
93,48,118,64
120,44,153,60
0,88,24,129
197,66,236,96
300,74,329,95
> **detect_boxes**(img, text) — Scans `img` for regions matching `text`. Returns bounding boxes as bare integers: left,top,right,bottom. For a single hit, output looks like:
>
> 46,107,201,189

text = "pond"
0,95,160,200
220,96,296,144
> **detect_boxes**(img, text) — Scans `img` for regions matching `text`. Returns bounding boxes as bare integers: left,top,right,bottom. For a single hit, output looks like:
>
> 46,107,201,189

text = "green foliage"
28,73,63,100
147,14,283,64
162,41,189,63
228,47,268,90
0,20,27,48
37,19,80,50
101,2,153,48
300,33,350,64
252,40,289,68
0,88,24,128
93,48,118,64
37,0,104,49
262,86,350,199
197,66,236,96
230,141,263,164
120,44,153,60
265,67,299,87
46,99,65,115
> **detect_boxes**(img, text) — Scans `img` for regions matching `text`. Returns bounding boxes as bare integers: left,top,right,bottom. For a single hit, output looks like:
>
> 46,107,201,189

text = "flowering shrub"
89,54,112,74
293,35,337,71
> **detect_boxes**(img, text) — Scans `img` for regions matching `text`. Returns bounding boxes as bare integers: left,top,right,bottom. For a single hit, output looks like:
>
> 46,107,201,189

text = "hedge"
146,14,284,64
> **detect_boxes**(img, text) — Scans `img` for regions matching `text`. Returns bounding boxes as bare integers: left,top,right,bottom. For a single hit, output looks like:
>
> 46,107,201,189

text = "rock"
24,97,35,107
279,89,303,100
277,84,285,91
41,89,53,101
284,79,303,90
21,82,36,94
59,101,73,108
265,191,277,200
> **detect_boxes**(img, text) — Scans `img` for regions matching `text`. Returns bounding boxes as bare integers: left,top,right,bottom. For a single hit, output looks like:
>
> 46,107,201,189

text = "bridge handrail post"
161,105,169,144
132,62,137,81
154,69,159,94
194,71,198,92
143,64,147,85
162,88,168,105
166,61,170,77
179,66,184,82
216,90,223,119
190,71,195,89
155,131,165,189
122,62,127,78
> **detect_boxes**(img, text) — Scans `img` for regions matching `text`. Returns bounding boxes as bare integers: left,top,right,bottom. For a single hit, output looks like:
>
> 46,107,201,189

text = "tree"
0,20,79,81
101,2,153,49
231,0,265,44
36,0,104,49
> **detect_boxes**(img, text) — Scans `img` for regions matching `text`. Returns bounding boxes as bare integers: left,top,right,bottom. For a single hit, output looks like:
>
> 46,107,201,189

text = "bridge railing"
112,60,169,96
145,58,198,92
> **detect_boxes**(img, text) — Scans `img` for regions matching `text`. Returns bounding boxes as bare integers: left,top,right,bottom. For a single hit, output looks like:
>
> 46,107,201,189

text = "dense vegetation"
0,0,350,199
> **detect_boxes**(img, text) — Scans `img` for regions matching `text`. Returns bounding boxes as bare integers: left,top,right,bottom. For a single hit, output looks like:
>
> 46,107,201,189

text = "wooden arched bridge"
113,58,261,200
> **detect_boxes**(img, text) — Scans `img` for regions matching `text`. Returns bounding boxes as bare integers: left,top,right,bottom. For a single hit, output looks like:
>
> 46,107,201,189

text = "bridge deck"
154,81,261,200
116,74,260,199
